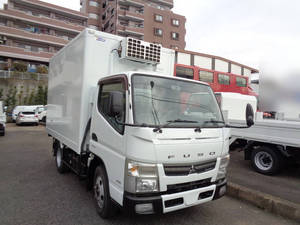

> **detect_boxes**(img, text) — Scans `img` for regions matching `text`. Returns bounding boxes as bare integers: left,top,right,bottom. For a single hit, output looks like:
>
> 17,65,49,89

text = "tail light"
35,115,38,118
20,114,24,117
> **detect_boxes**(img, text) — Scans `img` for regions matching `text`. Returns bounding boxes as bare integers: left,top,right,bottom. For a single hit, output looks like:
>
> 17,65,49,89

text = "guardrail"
0,70,48,81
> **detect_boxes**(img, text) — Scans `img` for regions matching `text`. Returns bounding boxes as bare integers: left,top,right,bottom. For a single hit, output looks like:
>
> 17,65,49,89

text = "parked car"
12,105,43,122
0,101,6,136
35,106,47,122
16,111,39,126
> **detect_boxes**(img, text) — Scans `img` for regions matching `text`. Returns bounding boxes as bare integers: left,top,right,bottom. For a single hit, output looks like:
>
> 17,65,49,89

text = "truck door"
89,75,127,205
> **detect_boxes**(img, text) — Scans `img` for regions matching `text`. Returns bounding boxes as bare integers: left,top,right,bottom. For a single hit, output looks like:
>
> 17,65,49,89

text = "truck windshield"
132,74,224,128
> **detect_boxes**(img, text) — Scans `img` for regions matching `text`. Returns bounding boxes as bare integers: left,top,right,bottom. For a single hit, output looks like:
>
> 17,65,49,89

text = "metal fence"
0,70,48,81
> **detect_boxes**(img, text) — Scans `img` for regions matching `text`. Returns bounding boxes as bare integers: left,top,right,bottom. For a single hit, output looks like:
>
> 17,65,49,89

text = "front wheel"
251,146,282,175
93,165,114,218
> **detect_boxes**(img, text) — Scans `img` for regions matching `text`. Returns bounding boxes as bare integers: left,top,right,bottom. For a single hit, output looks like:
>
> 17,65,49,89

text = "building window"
154,14,163,22
218,74,230,85
154,28,163,36
88,13,98,19
89,1,99,7
172,19,179,26
171,32,179,40
199,71,214,83
236,77,247,87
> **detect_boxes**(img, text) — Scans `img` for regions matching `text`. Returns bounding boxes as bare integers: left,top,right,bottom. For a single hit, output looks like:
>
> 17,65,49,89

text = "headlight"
216,154,230,180
125,159,159,193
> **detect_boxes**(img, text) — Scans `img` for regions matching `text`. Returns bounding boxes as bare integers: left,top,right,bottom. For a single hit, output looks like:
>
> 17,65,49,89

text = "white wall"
177,52,191,65
231,64,241,75
215,59,228,72
194,55,212,70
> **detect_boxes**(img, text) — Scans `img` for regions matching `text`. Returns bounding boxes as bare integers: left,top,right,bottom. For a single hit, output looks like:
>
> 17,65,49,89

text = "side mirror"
246,104,254,127
108,91,124,118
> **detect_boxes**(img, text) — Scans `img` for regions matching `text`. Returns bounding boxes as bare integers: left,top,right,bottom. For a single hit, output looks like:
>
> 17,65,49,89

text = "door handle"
92,133,98,142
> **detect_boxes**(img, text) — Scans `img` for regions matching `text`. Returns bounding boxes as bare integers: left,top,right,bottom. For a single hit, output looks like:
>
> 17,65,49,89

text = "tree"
0,88,3,100
28,89,36,105
18,86,24,105
43,86,48,105
34,86,44,105
4,86,17,113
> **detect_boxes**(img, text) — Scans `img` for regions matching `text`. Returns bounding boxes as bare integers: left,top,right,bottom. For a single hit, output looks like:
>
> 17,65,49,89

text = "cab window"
218,74,230,85
176,66,194,79
199,70,214,83
236,77,247,87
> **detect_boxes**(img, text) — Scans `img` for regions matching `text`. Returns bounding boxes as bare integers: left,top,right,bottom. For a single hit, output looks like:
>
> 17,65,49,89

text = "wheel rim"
94,176,105,209
254,151,273,171
56,149,62,168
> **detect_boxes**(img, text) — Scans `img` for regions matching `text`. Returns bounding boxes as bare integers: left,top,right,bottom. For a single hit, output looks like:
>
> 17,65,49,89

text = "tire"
42,116,46,123
251,146,282,175
93,165,114,218
56,146,68,174
35,123,39,126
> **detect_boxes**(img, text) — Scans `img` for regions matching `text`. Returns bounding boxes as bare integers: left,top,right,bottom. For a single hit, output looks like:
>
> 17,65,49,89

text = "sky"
1,0,299,72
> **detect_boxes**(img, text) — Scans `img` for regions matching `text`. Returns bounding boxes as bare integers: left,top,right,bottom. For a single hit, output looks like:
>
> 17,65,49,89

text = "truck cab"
88,72,229,215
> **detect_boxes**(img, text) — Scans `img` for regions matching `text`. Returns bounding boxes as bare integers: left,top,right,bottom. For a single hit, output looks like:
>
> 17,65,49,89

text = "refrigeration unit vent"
121,37,161,65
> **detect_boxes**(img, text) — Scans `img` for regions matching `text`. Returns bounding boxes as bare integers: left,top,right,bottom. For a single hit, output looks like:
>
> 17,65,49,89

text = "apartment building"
81,0,186,49
0,0,88,71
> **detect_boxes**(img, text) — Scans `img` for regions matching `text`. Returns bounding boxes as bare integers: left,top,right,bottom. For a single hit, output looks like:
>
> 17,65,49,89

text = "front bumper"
123,179,227,214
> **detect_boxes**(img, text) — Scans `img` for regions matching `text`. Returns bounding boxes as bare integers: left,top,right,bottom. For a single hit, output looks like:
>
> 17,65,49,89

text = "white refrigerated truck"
46,29,253,218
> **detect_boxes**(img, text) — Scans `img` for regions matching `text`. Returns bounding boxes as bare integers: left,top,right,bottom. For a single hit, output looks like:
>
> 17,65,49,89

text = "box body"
47,29,175,154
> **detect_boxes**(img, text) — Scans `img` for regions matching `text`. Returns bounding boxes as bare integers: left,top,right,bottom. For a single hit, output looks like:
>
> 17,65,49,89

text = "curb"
227,182,300,222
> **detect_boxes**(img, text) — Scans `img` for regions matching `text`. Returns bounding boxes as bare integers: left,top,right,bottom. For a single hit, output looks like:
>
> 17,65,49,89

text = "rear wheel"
251,146,282,175
56,146,68,173
93,165,114,218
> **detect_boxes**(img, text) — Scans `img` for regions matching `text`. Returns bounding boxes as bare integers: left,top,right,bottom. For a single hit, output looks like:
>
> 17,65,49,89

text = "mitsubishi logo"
189,165,196,174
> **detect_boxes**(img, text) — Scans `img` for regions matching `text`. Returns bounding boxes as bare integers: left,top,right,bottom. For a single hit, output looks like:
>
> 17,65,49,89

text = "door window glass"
97,80,126,134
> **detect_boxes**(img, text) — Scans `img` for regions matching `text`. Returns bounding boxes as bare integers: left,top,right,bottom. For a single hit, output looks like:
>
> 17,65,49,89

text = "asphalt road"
228,148,300,204
0,124,298,225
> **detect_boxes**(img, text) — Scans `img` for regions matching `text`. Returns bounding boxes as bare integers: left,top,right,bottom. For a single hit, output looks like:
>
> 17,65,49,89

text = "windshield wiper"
203,119,225,127
153,119,198,133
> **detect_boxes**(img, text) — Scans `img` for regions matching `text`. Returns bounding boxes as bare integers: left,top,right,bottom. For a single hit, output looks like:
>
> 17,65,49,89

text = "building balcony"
118,9,144,22
117,24,144,38
0,9,84,33
17,0,88,19
118,0,144,8
0,25,68,46
148,0,173,8
0,45,53,62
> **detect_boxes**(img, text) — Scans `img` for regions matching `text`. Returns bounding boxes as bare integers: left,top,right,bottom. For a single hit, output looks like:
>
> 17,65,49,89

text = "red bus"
174,64,257,96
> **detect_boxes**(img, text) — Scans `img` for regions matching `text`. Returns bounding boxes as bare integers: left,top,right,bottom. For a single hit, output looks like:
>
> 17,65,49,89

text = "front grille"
164,160,217,176
167,178,212,194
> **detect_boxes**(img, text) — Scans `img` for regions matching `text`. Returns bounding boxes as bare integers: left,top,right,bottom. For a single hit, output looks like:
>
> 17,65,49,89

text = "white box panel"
177,52,191,65
194,55,212,69
215,59,228,73
231,64,241,75
244,68,251,77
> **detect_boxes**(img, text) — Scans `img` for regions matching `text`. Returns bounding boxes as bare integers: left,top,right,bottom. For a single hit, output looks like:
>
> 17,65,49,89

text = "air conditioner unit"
121,37,161,65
